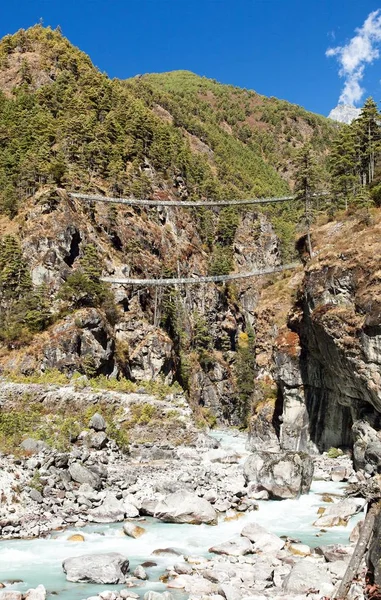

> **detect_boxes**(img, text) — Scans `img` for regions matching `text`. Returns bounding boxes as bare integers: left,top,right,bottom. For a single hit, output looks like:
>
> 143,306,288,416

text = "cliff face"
273,210,381,473
0,186,283,425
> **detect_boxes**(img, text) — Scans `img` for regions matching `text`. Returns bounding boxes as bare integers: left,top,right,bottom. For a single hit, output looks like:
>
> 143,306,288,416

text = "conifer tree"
354,97,381,186
329,126,358,209
293,144,320,256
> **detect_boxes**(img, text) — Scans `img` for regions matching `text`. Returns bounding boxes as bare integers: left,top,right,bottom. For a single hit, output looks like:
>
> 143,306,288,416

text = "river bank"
0,426,367,600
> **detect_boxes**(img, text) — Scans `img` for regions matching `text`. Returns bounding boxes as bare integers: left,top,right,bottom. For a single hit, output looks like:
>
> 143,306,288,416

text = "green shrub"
327,447,344,459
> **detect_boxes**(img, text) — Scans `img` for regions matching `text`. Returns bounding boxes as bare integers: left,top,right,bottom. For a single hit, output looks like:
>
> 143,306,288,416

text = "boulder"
133,565,147,580
67,534,85,542
140,498,157,516
62,553,129,584
24,586,46,600
123,523,146,538
243,451,314,499
143,593,174,600
29,489,43,504
0,593,23,600
288,542,311,556
154,491,217,525
89,432,108,450
69,463,102,490
313,498,365,528
240,522,285,553
89,413,107,431
282,561,333,594
315,544,353,562
88,493,125,523
209,536,252,556
20,438,47,453
123,501,139,518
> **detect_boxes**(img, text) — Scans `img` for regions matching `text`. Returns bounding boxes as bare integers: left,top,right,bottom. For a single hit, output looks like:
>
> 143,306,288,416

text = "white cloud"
326,9,381,106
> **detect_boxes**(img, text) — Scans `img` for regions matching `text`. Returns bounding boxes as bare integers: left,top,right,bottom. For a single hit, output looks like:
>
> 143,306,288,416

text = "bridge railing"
100,263,300,286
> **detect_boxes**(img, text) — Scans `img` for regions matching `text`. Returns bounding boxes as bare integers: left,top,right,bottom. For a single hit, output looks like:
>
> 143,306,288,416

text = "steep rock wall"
274,213,381,469
0,188,282,425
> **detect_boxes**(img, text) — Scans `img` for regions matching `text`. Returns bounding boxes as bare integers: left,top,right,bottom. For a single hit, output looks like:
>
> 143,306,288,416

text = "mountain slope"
0,25,338,425
0,25,337,218
127,70,336,189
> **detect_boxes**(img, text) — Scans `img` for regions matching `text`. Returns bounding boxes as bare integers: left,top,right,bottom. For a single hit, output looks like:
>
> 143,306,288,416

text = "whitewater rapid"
0,430,362,600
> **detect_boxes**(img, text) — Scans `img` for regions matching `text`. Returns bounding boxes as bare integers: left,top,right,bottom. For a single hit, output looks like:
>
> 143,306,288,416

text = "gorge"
0,23,381,600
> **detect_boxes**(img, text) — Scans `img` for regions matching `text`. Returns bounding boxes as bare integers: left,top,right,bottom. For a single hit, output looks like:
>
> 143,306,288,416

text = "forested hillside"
0,24,350,425
0,25,338,218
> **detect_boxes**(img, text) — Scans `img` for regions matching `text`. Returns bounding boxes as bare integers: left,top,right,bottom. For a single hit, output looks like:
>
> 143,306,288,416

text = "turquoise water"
0,432,363,599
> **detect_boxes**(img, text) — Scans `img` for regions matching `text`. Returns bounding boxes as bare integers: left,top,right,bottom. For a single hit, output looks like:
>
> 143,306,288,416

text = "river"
0,430,362,599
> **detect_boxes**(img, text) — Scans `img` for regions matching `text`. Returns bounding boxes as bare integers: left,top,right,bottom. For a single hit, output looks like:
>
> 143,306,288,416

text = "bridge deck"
100,262,300,286
70,192,296,208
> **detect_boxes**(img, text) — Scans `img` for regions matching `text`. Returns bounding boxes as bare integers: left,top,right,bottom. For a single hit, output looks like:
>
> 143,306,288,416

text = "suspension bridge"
68,191,304,286
69,192,296,208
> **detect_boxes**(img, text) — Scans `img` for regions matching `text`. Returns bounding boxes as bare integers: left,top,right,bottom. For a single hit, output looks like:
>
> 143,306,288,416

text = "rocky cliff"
270,209,381,474
0,24,347,432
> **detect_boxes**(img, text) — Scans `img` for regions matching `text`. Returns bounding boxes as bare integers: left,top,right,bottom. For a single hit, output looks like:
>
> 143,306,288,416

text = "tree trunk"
334,503,380,600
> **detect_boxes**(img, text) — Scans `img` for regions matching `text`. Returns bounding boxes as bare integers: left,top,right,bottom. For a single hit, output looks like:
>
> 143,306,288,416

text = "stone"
331,466,347,482
123,523,146,538
69,463,102,490
240,522,285,553
88,493,125,523
288,542,311,556
62,553,129,584
315,544,353,562
90,413,107,431
349,520,363,543
151,548,182,557
282,561,333,594
67,534,85,542
313,498,365,528
99,592,117,600
29,489,43,504
174,562,193,575
143,593,174,600
24,586,47,600
133,565,148,580
219,583,242,600
209,536,253,556
89,432,108,450
140,498,157,516
20,438,47,453
123,501,139,518
0,593,23,600
243,451,314,499
154,491,217,525
119,592,139,600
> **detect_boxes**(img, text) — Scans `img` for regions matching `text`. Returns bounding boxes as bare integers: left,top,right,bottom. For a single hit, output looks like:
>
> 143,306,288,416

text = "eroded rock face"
62,553,130,584
243,451,314,499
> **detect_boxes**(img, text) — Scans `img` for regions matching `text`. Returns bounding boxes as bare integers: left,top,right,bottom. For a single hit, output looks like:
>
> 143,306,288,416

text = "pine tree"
354,97,381,186
329,126,358,209
293,144,320,256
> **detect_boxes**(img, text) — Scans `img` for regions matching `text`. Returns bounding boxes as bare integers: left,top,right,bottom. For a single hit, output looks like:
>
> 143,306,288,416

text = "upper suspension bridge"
68,191,304,286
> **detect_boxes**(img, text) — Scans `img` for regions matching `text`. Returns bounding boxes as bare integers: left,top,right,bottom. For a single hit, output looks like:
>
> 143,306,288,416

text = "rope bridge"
100,263,300,286
69,192,296,208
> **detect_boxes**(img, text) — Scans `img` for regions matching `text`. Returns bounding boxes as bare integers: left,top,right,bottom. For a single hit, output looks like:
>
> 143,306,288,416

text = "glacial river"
0,431,363,600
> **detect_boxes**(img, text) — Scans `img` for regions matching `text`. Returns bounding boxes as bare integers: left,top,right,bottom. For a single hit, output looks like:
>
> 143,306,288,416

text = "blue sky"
0,0,380,117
